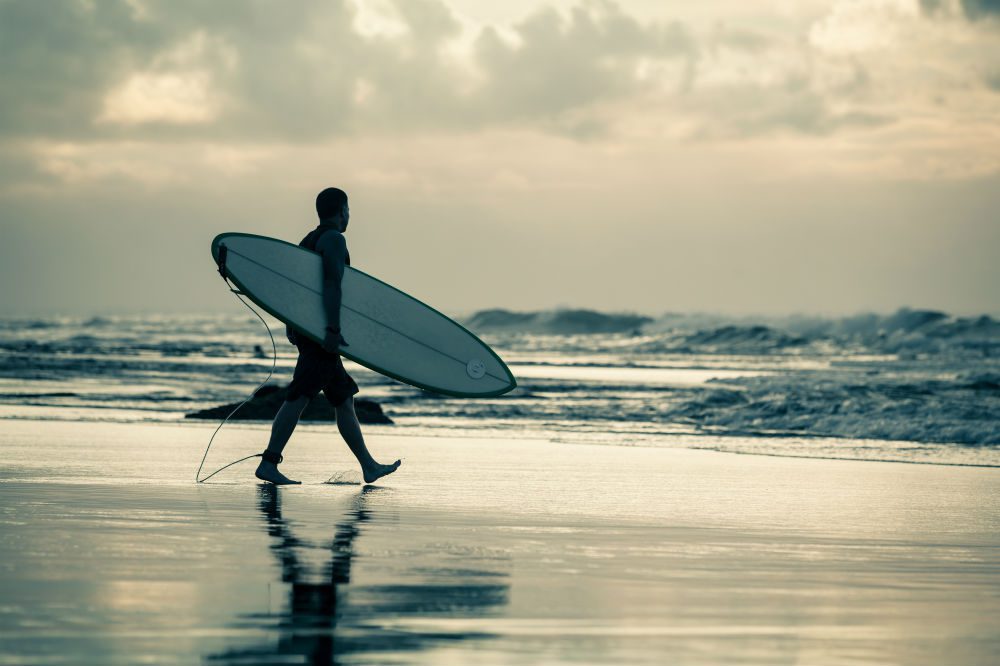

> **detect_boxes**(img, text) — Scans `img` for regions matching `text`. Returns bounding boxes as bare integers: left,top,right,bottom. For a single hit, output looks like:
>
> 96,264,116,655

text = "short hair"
316,187,348,219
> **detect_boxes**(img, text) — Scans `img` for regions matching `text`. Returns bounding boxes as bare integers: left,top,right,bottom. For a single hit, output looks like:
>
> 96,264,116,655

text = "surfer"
255,187,401,485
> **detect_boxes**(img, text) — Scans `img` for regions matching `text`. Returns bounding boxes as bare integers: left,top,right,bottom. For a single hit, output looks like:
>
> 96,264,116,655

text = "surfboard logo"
466,359,486,379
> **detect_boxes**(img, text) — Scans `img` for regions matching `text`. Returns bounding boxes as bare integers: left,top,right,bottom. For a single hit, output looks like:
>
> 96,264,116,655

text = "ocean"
2,309,999,665
1,307,997,467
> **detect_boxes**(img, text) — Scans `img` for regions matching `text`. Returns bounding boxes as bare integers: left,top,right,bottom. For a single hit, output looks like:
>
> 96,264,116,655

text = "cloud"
0,0,697,141
0,1,173,139
920,0,1000,18
99,71,218,125
465,2,695,134
0,0,358,141
961,0,1000,18
96,31,235,126
0,0,997,182
809,0,919,54
682,83,893,140
710,26,773,54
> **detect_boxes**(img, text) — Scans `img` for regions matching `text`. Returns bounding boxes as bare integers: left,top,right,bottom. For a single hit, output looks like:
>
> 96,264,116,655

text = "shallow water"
1,420,998,664
1,312,997,464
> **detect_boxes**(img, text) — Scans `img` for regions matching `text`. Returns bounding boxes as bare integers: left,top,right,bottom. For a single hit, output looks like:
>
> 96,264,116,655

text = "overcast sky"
1,0,998,316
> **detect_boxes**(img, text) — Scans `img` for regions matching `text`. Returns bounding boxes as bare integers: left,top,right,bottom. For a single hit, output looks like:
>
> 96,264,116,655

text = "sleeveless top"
299,225,350,266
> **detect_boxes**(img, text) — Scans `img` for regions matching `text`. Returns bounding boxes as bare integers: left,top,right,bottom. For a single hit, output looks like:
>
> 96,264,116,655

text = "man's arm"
315,231,348,349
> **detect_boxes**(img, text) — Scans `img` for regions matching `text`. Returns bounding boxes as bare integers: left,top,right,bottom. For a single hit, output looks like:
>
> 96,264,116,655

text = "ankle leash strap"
261,451,283,465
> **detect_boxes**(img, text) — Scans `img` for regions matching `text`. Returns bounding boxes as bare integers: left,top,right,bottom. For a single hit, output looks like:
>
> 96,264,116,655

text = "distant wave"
464,309,652,335
5,308,997,357
466,307,1000,356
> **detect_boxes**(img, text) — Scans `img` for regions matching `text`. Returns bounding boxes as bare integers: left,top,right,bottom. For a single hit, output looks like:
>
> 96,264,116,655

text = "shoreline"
2,418,997,524
2,408,997,469
2,418,998,664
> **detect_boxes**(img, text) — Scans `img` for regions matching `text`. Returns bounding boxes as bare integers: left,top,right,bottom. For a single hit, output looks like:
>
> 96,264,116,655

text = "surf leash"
196,245,277,483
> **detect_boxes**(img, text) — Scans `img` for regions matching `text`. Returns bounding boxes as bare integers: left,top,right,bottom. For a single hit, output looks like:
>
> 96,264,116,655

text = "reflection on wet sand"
208,485,510,664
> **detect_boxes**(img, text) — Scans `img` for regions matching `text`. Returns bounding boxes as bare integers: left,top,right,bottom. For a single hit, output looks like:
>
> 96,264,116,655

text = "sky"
1,0,998,317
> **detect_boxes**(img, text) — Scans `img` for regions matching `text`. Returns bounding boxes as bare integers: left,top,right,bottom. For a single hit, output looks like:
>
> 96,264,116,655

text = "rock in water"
186,384,392,424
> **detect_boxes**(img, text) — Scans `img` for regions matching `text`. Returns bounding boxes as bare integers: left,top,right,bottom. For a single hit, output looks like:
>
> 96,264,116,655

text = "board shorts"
285,337,359,406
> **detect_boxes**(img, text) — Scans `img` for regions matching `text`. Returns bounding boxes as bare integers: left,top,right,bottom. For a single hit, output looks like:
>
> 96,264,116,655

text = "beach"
2,419,998,665
5,0,999,661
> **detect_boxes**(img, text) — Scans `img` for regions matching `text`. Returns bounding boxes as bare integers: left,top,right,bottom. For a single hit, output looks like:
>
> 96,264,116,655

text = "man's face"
341,203,350,232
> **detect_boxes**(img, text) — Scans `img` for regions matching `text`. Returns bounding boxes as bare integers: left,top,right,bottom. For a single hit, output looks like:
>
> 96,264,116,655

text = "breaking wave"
1,309,997,458
662,369,1000,446
465,308,1000,357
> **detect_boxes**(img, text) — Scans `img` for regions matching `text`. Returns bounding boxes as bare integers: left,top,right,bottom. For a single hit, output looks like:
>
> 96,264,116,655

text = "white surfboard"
212,233,516,397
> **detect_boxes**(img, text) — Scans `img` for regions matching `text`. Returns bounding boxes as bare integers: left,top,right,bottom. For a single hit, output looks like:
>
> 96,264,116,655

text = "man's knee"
333,396,354,413
272,395,309,426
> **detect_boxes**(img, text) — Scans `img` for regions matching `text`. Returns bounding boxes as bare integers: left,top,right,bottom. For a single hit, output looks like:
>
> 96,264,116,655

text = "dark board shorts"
285,337,359,406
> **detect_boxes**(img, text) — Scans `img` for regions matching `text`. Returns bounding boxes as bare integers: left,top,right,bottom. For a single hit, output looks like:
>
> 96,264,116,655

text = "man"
255,187,401,485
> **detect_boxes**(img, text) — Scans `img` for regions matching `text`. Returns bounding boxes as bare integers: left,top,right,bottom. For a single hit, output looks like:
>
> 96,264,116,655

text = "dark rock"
185,383,392,424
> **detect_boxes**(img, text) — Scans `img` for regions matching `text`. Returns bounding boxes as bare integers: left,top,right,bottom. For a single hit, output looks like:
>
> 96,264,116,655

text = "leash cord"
195,281,278,483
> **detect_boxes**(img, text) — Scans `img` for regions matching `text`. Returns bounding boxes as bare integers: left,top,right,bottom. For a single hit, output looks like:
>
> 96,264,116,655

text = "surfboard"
211,233,516,398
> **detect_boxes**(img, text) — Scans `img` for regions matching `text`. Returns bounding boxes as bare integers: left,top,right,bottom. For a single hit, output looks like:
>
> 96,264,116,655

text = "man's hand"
285,325,298,346
322,327,348,353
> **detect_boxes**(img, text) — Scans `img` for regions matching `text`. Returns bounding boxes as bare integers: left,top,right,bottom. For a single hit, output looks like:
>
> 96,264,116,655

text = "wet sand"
1,419,998,664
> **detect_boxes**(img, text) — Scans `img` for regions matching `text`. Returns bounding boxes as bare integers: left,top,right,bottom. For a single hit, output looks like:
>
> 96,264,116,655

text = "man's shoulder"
315,228,347,254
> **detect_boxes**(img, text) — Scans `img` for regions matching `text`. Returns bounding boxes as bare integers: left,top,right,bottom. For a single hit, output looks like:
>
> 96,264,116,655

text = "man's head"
316,187,350,231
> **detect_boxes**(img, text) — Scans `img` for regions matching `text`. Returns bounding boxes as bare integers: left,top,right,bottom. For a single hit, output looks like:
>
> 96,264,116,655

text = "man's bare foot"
363,459,401,484
255,460,301,485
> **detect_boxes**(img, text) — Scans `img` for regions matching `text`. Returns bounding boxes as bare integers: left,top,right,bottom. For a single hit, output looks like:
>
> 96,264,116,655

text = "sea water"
0,308,997,466
2,311,999,665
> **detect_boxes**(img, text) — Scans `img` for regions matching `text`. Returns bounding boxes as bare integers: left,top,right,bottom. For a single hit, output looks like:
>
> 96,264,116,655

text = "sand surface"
1,420,998,664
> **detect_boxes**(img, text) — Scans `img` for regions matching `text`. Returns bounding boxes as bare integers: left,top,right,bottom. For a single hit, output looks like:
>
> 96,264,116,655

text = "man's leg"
333,397,400,484
256,395,310,485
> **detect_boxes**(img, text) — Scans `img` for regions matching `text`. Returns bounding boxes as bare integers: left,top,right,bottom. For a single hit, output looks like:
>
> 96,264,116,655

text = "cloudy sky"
1,0,998,316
